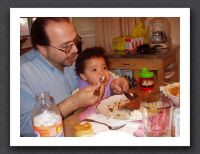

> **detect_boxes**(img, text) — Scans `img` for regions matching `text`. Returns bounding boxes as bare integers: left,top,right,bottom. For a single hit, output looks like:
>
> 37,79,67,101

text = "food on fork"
93,76,106,96
74,122,94,137
100,76,106,83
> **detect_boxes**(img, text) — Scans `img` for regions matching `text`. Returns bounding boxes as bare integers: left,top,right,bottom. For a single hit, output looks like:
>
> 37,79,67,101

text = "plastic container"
32,92,64,137
139,67,154,91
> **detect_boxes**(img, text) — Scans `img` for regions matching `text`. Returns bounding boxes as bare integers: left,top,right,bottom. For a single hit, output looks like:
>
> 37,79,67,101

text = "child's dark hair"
75,47,110,76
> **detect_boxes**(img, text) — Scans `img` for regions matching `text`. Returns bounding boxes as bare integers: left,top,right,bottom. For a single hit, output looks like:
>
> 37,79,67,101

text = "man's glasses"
49,35,81,54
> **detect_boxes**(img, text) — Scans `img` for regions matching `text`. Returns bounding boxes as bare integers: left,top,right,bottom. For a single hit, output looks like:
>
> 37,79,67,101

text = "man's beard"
63,53,77,66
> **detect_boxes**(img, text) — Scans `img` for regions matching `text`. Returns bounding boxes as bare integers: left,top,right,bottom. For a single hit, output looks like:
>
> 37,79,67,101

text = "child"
75,47,114,99
75,47,116,121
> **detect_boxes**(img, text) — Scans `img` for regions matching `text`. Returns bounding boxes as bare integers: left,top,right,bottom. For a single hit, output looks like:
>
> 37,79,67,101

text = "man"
20,17,129,137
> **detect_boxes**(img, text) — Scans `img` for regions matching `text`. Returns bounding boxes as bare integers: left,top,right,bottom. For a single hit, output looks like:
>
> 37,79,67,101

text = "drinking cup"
141,93,173,137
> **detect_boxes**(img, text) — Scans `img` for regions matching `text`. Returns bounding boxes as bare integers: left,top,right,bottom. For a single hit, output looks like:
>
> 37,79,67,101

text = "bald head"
31,17,74,49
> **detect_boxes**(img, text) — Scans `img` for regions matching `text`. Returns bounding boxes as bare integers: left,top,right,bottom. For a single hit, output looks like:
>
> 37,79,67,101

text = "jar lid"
139,67,154,78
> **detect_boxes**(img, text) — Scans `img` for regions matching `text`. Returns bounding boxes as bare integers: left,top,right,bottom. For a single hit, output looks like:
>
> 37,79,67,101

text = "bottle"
125,37,133,51
32,92,64,137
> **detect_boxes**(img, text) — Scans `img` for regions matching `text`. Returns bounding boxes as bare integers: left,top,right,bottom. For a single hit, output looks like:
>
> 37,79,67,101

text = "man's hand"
110,77,129,94
72,83,103,109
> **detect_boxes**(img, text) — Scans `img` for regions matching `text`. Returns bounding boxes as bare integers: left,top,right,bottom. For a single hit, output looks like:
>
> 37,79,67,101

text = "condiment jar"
139,67,154,91
32,92,64,137
125,37,133,51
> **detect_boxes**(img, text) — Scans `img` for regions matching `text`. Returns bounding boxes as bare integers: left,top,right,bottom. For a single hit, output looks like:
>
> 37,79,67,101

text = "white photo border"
10,8,190,146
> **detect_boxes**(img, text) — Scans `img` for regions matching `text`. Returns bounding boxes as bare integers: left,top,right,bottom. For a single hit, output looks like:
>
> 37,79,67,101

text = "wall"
72,17,96,50
73,17,180,51
20,17,180,54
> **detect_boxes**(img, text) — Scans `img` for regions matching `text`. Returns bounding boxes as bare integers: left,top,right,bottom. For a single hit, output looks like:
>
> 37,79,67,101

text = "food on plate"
105,99,142,120
162,82,180,106
169,86,180,97
74,122,94,137
119,99,140,111
164,82,180,97
97,94,142,121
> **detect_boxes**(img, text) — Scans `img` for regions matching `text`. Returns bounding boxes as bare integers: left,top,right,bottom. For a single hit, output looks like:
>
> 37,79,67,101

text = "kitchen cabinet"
107,45,180,82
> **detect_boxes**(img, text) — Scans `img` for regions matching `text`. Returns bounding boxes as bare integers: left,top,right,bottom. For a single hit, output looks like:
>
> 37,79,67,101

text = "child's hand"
110,77,129,94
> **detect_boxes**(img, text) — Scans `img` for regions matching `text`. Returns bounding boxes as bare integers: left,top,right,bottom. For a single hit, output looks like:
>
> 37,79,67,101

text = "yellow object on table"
74,122,94,137
131,20,148,43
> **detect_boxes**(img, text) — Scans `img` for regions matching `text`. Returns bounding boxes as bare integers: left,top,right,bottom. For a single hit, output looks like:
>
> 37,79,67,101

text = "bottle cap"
139,67,154,78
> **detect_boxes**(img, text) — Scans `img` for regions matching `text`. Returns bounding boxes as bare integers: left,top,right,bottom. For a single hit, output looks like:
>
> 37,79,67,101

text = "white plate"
94,130,133,138
162,82,180,106
97,94,142,121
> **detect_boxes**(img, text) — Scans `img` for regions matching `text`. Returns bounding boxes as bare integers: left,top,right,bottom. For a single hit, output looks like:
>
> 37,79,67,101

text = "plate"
162,82,180,106
94,130,133,138
97,94,142,121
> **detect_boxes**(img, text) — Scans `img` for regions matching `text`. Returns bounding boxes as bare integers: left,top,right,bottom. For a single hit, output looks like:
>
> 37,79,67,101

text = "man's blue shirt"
20,49,78,136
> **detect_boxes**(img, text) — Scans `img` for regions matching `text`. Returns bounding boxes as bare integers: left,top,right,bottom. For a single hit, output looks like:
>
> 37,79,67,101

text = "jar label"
33,121,64,137
140,78,154,87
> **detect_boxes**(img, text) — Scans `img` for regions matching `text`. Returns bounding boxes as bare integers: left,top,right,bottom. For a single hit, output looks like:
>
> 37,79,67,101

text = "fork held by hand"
124,91,138,100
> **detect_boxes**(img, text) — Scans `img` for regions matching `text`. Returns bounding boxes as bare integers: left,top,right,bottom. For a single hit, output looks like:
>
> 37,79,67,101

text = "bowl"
162,82,180,106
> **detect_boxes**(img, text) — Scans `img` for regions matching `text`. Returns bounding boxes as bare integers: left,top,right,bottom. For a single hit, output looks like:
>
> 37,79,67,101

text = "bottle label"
33,121,64,137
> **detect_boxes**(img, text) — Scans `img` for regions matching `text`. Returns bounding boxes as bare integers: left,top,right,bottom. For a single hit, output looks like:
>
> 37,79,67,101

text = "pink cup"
141,93,173,137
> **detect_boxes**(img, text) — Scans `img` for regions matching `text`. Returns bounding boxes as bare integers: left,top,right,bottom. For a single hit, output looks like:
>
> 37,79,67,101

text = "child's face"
80,57,110,85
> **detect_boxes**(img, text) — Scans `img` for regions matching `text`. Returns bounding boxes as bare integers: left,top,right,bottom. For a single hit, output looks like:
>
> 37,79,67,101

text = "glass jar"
147,17,171,48
32,92,64,137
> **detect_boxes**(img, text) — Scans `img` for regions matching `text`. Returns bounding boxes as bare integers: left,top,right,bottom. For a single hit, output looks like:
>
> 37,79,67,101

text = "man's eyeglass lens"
49,35,81,54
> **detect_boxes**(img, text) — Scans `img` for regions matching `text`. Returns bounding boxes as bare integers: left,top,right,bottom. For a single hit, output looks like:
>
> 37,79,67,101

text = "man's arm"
57,84,101,118
57,95,79,118
20,89,36,136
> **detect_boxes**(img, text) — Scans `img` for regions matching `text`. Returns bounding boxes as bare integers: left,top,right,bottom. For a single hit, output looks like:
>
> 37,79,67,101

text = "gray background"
1,0,199,153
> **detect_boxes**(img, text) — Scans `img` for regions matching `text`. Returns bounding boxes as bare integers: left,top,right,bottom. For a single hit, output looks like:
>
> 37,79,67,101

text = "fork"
124,91,138,101
84,119,126,130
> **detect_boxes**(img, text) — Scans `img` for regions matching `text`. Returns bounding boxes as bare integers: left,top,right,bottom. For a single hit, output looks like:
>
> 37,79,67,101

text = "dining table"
63,81,178,137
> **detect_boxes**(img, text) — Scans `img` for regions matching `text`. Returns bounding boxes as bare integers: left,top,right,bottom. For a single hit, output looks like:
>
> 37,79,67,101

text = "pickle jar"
139,67,154,91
